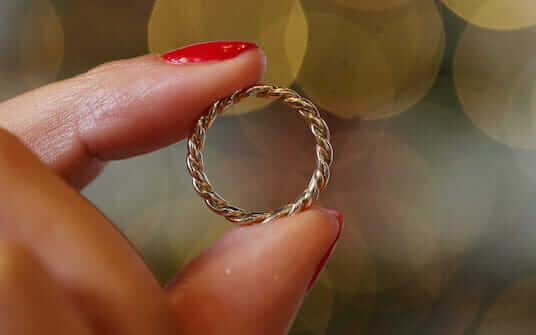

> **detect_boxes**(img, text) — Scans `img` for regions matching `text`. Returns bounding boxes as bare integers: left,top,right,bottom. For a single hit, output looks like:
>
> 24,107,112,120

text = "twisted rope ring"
187,85,333,225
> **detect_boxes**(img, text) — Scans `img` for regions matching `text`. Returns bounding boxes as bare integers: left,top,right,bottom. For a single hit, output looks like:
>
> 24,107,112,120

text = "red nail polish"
161,41,259,65
306,209,344,292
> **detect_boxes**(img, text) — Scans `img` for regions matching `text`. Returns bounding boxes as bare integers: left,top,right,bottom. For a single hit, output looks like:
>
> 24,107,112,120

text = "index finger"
0,41,266,188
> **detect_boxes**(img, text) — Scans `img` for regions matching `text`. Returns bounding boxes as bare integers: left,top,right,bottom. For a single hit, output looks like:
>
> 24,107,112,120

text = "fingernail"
161,41,259,65
306,209,344,292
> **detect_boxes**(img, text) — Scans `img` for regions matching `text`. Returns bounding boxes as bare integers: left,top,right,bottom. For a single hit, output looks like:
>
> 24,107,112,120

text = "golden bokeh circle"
391,0,445,119
336,0,416,12
298,11,396,120
298,0,444,120
148,0,308,116
454,26,536,149
19,0,64,89
442,0,536,30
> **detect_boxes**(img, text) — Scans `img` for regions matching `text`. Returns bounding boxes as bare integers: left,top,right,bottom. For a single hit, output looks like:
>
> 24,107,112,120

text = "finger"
167,208,343,335
0,41,266,188
0,129,177,334
0,240,92,335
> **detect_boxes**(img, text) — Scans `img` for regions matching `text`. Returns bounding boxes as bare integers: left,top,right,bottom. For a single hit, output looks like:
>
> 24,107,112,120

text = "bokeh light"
336,0,415,12
455,25,536,149
0,0,64,99
297,0,444,120
297,10,396,120
442,0,536,30
19,0,64,89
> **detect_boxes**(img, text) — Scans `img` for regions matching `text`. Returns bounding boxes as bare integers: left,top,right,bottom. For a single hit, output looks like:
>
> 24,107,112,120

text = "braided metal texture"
187,85,333,225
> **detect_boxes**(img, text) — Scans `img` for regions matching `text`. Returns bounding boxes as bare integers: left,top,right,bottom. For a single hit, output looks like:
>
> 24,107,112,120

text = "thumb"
166,208,343,335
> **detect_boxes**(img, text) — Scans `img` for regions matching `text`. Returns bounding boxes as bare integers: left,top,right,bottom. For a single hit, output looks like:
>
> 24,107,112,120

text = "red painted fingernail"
161,41,259,65
306,209,344,292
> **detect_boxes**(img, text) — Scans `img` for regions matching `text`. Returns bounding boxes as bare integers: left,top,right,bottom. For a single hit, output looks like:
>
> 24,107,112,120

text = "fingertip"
156,41,267,84
300,207,343,240
166,208,343,335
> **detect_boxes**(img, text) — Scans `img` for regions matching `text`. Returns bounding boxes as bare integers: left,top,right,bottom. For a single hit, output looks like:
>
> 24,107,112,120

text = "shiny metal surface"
187,85,333,225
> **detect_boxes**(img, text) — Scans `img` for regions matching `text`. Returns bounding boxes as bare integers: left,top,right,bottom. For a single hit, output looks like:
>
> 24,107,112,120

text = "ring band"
187,85,333,225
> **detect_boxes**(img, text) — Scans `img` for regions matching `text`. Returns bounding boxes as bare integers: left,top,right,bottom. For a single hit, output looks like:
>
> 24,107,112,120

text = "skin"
0,49,340,334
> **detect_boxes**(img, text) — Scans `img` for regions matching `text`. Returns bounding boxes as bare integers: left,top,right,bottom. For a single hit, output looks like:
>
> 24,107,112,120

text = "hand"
0,42,342,334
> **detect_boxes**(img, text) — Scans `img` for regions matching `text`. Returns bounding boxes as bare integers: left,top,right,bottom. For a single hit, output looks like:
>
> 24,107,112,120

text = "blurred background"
2,0,536,333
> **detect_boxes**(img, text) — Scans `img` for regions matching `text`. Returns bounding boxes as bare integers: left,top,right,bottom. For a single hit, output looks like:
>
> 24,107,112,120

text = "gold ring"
186,85,333,225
